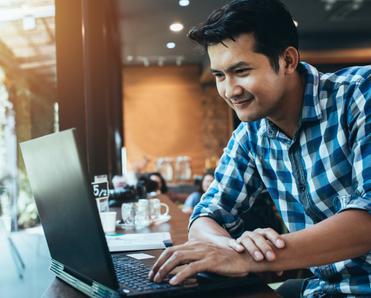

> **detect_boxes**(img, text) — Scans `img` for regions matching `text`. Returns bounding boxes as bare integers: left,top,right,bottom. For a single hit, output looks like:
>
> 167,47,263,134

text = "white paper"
126,253,155,260
106,232,171,252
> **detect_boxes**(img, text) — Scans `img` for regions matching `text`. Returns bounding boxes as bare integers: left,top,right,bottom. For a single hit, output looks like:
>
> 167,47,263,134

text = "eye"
235,68,250,75
212,72,225,80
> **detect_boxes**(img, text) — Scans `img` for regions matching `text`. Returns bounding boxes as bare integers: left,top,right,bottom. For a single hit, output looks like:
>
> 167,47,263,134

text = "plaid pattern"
190,62,371,297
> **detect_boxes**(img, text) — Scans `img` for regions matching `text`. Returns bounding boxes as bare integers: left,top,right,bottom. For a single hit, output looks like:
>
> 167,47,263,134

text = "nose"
224,79,243,99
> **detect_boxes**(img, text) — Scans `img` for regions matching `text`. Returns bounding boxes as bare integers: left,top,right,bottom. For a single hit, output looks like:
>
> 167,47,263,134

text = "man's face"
208,34,287,122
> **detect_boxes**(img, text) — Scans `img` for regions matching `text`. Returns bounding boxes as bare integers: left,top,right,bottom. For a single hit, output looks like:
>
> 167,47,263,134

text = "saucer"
152,214,171,225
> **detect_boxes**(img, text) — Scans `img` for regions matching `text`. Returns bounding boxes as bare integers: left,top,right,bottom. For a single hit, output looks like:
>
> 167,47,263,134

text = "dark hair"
137,174,159,194
148,172,168,193
188,0,298,71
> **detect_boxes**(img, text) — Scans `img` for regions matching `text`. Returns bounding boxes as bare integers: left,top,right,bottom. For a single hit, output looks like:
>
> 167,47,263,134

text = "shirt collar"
300,62,323,123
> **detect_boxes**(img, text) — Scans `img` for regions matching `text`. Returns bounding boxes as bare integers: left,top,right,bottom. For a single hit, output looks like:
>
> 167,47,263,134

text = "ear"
283,47,300,74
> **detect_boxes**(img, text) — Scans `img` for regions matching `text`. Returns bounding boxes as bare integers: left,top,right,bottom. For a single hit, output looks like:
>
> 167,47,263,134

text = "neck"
268,70,305,138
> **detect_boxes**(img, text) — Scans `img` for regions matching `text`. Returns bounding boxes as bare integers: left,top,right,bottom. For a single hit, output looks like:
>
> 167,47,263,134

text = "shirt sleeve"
182,192,201,209
189,124,265,238
342,74,371,213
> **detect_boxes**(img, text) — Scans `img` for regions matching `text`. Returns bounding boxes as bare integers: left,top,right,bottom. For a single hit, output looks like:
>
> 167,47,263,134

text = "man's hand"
232,228,285,262
148,240,252,285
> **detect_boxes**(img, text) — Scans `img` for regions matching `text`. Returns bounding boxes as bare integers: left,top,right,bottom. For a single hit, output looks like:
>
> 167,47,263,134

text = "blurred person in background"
148,172,168,194
182,171,214,215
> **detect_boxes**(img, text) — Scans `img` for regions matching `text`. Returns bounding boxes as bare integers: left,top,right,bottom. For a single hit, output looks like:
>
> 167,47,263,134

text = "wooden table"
42,195,279,298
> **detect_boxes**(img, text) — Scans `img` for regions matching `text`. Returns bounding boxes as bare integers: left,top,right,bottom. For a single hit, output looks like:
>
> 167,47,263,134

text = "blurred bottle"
175,156,192,182
155,157,173,182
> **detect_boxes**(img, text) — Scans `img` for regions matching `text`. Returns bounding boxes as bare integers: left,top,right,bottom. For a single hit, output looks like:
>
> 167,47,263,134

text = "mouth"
231,97,254,109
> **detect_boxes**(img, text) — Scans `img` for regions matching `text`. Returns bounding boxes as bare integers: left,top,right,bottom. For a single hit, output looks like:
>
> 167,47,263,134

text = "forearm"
189,217,233,247
250,210,371,273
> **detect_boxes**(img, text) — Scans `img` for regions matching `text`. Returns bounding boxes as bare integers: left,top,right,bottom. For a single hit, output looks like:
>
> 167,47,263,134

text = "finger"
150,245,181,280
154,250,201,283
256,228,285,249
150,242,196,279
249,231,276,261
169,260,207,285
257,228,285,248
238,234,264,261
228,238,245,252
237,231,249,242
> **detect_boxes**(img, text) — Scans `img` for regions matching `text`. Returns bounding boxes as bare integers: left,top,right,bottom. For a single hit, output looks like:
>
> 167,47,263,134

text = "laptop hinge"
50,259,121,298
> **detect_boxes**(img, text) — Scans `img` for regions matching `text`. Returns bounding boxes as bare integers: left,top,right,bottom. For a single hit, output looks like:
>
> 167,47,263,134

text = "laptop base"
50,259,120,298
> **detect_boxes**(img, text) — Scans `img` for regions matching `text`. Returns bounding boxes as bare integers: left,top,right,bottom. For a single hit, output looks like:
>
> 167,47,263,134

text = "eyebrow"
210,61,252,74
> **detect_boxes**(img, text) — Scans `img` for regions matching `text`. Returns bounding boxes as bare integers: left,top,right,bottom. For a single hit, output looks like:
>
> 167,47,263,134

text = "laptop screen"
20,129,118,289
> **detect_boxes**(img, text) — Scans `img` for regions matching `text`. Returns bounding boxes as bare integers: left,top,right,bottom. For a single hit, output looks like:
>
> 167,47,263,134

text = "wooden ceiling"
116,0,371,66
1,0,370,89
0,0,56,88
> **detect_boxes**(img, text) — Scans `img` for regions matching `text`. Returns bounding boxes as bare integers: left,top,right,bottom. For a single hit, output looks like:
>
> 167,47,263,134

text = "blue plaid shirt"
190,62,371,297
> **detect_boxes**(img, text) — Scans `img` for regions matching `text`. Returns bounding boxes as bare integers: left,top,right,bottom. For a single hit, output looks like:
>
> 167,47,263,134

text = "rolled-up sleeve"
189,123,265,237
343,75,371,213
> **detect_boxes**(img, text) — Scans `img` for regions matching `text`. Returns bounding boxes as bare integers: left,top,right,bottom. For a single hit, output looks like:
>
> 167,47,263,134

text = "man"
149,0,371,297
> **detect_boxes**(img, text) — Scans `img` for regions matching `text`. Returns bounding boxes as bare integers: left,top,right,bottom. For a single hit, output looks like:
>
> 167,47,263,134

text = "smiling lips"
231,96,254,109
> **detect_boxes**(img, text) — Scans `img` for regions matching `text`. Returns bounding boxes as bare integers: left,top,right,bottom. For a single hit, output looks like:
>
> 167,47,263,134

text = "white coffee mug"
99,211,117,233
149,198,169,220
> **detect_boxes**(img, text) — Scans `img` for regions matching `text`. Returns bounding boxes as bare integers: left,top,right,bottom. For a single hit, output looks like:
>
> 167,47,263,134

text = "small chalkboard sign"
92,175,109,212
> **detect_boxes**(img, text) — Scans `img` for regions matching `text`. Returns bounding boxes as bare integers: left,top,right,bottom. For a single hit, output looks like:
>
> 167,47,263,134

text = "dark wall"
314,62,370,73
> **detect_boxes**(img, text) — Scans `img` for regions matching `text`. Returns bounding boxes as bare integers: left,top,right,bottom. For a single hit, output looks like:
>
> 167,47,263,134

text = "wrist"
189,217,233,247
245,255,274,273
189,233,232,247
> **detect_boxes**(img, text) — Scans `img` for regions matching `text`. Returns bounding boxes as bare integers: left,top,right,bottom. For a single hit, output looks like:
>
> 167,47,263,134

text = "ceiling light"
22,15,36,30
166,42,176,49
169,22,184,32
176,56,184,66
143,57,149,67
158,57,165,66
137,56,149,66
179,0,190,7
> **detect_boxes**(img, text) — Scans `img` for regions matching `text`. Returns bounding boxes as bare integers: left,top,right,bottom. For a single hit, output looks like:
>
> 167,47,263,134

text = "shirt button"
299,184,306,192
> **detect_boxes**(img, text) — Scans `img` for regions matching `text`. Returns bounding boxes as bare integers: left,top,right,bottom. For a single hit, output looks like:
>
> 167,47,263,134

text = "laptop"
20,129,260,297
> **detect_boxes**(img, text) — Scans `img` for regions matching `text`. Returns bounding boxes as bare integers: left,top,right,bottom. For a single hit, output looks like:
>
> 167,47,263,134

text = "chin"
236,112,262,123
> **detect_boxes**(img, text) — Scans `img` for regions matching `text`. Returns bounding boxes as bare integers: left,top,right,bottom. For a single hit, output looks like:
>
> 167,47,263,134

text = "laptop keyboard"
112,254,174,292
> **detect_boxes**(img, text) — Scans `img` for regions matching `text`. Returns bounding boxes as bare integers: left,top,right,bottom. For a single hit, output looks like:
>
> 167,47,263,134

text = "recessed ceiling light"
176,56,184,66
169,22,184,32
179,0,190,7
166,42,176,49
293,19,298,27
